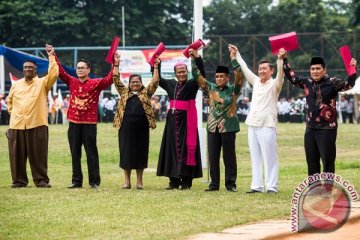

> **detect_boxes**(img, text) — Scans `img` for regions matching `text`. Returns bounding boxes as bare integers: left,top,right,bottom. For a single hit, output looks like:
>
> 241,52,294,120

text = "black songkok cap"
216,66,229,74
310,57,325,67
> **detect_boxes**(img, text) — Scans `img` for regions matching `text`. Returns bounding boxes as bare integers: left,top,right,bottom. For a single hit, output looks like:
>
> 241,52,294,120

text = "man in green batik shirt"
189,46,244,192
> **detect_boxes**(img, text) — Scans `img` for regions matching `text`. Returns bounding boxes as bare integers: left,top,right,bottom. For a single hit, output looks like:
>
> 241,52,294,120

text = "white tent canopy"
341,77,360,123
342,77,360,95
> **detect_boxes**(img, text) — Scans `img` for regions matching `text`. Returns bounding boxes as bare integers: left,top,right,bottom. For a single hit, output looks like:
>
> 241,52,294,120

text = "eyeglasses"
130,81,141,84
76,67,88,70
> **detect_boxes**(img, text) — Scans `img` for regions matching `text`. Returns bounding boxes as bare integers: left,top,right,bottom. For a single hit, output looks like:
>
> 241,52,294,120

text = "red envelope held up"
269,32,299,55
148,42,166,66
339,45,356,76
105,36,120,64
183,39,206,58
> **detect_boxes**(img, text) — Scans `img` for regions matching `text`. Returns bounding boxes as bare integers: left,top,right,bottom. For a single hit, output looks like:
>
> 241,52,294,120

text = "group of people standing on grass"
6,43,357,193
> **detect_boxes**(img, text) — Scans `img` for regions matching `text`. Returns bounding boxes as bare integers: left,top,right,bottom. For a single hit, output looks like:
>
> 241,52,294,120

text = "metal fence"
15,30,359,98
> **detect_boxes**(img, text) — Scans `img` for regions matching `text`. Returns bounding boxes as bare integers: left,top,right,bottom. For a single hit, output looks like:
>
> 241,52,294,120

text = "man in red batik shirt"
55,52,118,189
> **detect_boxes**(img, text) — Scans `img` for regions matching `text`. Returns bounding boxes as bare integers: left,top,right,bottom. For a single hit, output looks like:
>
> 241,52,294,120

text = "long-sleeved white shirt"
236,52,284,128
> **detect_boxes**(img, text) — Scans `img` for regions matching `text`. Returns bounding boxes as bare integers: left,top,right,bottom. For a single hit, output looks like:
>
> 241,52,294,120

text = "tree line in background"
1,0,359,97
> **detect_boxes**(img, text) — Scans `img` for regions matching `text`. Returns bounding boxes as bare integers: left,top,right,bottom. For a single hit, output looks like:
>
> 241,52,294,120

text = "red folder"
105,36,120,64
183,39,206,58
269,32,299,55
339,45,356,76
148,42,166,66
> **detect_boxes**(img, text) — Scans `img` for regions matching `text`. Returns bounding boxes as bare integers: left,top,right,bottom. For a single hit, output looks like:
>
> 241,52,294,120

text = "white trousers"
248,126,278,192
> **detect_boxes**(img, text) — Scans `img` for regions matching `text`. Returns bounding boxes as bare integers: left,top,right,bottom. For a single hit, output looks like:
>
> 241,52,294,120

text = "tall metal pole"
194,0,208,175
122,6,125,49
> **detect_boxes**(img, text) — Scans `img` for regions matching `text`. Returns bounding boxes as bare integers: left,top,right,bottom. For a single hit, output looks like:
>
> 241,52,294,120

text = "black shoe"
67,183,82,189
11,184,26,188
204,187,219,192
246,189,262,194
267,190,277,194
37,183,51,188
90,184,99,189
165,185,179,190
227,187,237,192
180,186,191,190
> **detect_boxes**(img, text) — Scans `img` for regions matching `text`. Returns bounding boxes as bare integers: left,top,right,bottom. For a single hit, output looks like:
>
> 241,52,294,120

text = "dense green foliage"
1,0,358,48
1,0,359,96
0,0,193,47
203,0,360,98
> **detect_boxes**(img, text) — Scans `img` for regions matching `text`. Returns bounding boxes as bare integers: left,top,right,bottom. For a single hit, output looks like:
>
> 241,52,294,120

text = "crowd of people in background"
0,93,10,125
2,92,359,125
276,96,358,124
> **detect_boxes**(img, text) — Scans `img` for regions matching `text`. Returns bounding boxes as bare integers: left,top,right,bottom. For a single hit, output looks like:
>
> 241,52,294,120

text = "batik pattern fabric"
112,74,158,130
192,58,244,133
283,58,357,129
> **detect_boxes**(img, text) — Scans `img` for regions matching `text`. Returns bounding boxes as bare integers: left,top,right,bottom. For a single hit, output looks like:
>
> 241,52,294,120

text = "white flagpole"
194,0,209,181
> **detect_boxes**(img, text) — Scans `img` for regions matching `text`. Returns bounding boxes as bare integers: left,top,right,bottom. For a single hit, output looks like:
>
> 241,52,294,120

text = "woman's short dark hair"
128,74,144,90
129,74,142,83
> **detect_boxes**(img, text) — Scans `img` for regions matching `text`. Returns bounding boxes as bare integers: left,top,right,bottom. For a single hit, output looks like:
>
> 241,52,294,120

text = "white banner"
111,49,191,95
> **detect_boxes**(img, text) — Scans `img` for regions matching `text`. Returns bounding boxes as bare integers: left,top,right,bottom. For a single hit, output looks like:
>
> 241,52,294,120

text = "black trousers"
304,128,337,176
1,110,10,125
208,130,237,189
348,113,354,123
68,122,100,186
341,111,347,123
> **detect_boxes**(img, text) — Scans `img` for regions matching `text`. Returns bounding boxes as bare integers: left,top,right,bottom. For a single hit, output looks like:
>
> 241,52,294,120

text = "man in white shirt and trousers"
229,44,285,193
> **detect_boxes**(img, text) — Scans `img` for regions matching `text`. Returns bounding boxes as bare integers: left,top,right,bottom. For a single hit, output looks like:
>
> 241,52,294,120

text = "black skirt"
119,96,149,169
156,109,203,179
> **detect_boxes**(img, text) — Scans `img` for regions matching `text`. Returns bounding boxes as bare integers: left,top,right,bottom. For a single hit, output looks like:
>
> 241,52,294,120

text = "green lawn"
0,122,359,240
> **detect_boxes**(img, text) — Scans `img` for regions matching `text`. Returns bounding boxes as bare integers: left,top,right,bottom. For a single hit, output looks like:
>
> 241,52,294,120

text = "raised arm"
98,63,114,90
54,51,72,86
112,52,126,95
283,57,307,89
44,44,59,92
230,46,244,94
151,60,166,82
333,58,357,92
146,58,160,96
275,48,285,92
190,48,209,92
113,52,120,76
229,44,257,86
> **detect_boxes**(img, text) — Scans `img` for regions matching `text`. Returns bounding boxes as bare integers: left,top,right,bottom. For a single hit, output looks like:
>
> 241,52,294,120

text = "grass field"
0,122,359,240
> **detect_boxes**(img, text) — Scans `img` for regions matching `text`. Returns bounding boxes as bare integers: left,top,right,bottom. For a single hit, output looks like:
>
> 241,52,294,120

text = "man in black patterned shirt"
282,53,357,175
